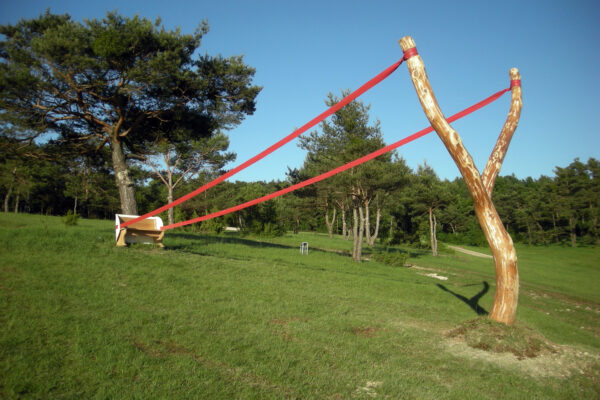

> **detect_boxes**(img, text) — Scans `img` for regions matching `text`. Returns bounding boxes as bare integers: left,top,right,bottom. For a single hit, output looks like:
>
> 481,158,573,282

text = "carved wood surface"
482,68,522,195
398,36,521,324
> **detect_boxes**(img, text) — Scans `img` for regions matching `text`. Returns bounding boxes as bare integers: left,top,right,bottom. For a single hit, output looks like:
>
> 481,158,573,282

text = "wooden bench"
115,214,165,247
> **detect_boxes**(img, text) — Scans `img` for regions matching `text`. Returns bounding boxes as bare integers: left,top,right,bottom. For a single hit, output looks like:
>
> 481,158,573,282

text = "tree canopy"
0,10,261,214
298,91,408,260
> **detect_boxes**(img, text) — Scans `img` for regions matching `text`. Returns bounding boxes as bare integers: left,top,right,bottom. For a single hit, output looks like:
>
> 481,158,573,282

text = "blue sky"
2,0,599,182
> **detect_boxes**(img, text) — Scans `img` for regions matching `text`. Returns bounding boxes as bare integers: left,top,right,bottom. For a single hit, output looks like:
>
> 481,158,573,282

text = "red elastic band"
510,79,521,88
118,59,404,230
162,86,511,231
403,47,419,61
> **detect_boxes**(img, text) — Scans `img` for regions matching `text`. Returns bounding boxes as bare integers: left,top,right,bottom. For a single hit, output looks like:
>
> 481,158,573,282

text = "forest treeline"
0,11,598,256
1,137,598,249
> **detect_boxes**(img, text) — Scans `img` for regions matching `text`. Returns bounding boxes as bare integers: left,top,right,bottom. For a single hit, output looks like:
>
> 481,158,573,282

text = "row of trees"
3,135,597,252
1,11,597,261
179,156,598,255
2,109,598,258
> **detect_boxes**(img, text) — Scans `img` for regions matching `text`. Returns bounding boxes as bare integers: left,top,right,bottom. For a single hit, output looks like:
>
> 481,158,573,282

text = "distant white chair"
300,242,308,255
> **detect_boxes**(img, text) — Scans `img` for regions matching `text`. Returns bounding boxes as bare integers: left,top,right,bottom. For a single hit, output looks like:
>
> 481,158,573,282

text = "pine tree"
0,11,260,214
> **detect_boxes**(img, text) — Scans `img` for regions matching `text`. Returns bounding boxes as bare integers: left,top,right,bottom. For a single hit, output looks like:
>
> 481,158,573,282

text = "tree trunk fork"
398,36,522,325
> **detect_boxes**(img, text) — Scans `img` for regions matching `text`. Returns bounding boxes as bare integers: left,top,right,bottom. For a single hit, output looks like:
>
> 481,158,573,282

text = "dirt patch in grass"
353,380,383,398
132,338,299,396
352,326,378,338
407,264,456,278
270,317,307,342
443,318,600,379
446,318,556,359
445,338,600,379
446,245,493,259
133,339,165,359
1,266,23,276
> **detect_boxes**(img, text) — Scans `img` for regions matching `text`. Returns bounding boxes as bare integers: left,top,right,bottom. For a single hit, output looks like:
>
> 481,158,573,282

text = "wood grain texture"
399,36,519,325
482,68,522,195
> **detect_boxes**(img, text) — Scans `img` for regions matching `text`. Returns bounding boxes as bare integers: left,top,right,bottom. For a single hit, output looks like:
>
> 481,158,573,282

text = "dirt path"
446,245,493,259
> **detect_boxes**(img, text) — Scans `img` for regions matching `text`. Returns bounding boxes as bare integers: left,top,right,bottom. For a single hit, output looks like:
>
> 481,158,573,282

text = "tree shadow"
166,232,296,251
165,232,348,259
437,282,489,316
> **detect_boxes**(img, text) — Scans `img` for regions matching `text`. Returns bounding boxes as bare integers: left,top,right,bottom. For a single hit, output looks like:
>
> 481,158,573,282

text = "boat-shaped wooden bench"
115,214,165,247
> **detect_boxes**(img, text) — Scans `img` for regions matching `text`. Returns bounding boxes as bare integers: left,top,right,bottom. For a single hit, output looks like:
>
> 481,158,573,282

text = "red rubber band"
119,59,404,229
162,86,511,231
403,47,419,61
510,79,521,88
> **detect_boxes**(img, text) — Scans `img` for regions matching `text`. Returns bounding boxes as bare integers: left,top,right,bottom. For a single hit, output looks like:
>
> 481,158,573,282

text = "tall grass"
1,213,598,399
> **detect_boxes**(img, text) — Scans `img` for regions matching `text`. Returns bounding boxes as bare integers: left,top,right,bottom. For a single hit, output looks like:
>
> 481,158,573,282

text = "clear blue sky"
2,0,599,182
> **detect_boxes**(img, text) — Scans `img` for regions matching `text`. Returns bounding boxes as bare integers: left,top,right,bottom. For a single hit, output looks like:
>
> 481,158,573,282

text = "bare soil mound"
446,318,556,359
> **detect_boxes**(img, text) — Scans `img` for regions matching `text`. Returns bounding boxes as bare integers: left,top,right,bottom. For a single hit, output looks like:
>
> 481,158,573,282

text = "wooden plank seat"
115,214,165,247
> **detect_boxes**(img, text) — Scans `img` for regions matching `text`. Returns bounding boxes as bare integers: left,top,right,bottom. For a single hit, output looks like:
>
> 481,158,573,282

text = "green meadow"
1,213,599,399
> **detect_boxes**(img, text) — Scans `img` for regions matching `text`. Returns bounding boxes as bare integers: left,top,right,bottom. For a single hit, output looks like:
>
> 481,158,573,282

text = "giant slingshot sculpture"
116,35,523,325
399,36,522,324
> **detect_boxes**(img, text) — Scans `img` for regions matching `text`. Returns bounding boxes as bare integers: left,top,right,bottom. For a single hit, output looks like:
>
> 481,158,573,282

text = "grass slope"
1,213,599,399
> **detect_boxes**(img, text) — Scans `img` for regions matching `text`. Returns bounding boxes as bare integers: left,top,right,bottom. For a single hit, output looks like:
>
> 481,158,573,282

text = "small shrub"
200,218,223,234
62,210,79,226
261,222,285,237
438,228,488,247
438,243,456,255
243,221,285,237
373,249,408,267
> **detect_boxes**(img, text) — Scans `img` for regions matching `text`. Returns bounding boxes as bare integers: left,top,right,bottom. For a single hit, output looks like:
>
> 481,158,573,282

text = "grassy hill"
1,213,599,399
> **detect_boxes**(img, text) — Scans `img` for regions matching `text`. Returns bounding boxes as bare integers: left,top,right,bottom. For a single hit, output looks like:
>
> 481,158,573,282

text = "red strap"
403,47,419,61
163,86,511,231
510,79,521,88
119,59,404,229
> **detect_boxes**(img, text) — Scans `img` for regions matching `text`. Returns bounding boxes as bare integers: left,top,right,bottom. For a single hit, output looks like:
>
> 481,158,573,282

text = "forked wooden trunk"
398,36,522,325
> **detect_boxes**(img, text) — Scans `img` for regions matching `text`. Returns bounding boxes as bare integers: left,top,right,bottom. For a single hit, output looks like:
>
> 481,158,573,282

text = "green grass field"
1,213,599,399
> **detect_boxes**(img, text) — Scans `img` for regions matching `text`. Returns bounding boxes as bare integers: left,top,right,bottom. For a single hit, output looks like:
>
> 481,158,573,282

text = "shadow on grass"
165,233,443,264
167,232,293,250
437,282,489,316
166,232,346,258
